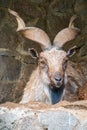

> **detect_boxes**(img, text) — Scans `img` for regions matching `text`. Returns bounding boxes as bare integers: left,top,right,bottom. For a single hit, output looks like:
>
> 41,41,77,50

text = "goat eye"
39,60,48,70
40,60,46,65
39,60,46,67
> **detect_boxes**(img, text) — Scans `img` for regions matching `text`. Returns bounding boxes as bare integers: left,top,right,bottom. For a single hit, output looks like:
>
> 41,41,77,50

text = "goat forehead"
40,48,67,63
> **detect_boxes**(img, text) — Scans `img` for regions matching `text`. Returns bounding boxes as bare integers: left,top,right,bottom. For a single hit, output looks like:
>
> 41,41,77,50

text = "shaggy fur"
20,48,68,104
8,9,80,104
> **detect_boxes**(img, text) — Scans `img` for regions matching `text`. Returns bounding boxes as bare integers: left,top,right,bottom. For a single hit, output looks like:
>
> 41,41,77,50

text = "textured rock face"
78,82,87,100
0,101,87,130
0,0,87,103
0,1,87,129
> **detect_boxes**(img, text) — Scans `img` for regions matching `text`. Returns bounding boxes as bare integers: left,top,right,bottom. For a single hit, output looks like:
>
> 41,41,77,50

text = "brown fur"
20,48,68,104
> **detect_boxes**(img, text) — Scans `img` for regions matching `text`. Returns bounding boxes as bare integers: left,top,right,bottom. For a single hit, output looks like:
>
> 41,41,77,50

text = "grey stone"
0,101,87,130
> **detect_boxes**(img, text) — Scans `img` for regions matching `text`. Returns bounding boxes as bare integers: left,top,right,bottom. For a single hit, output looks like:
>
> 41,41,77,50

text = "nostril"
55,77,62,82
55,72,62,82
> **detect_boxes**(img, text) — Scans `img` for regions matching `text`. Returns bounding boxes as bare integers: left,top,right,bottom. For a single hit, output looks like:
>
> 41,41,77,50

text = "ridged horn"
8,9,51,50
53,15,80,48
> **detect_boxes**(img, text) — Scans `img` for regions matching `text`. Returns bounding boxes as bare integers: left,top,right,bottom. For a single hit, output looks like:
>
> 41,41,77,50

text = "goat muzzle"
49,79,64,90
49,71,64,88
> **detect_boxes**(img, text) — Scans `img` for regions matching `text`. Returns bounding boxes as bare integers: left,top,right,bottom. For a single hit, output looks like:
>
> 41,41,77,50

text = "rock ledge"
0,101,87,130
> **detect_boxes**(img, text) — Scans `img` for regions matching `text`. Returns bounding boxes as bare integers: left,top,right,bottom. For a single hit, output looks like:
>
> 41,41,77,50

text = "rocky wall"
0,0,87,103
0,101,87,130
0,0,87,130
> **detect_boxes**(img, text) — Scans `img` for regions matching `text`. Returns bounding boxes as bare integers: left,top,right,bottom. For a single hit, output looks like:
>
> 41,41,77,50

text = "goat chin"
49,84,65,104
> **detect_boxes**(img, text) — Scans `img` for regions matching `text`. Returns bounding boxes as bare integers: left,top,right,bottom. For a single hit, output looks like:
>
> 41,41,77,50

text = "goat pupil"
30,49,37,58
39,60,47,69
40,61,45,64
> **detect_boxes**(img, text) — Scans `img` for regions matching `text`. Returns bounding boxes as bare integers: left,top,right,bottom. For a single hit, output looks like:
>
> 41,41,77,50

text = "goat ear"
28,48,39,59
67,46,77,57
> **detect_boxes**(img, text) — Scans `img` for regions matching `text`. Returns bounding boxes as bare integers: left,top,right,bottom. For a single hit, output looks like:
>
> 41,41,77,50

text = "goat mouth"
50,83,62,90
49,75,64,89
49,80,64,90
49,82,65,92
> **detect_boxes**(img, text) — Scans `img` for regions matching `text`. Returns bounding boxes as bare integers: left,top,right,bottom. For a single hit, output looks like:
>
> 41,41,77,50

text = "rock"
0,0,87,104
0,101,87,130
46,0,75,40
0,81,17,103
78,82,87,100
63,61,86,102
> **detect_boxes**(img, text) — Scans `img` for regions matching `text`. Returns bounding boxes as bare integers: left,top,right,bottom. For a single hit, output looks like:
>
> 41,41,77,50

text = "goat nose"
55,77,62,81
55,72,62,82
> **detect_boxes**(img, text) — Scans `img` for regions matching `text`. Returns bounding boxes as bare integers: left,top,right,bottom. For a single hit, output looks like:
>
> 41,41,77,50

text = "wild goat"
9,9,80,104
